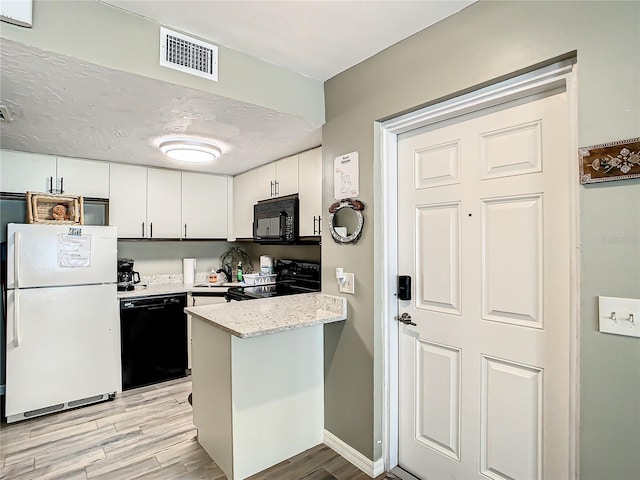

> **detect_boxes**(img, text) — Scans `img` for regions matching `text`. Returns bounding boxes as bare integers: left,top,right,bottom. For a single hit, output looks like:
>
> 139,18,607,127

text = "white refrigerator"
5,223,121,423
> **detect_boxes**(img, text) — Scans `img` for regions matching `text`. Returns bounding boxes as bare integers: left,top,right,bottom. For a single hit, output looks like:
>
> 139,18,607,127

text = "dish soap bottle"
237,261,243,282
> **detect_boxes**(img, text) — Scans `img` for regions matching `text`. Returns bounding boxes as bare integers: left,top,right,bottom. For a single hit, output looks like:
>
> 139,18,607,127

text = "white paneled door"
397,90,571,479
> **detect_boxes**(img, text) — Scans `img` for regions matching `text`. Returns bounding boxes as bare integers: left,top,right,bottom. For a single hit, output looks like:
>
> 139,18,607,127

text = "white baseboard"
323,429,385,478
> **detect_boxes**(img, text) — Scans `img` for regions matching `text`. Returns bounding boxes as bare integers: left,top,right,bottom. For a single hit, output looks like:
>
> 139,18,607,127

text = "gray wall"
1,0,324,124
116,241,320,278
116,240,236,278
321,1,640,478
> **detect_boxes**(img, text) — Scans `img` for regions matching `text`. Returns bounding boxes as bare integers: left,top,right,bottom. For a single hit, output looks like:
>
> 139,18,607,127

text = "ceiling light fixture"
158,138,222,163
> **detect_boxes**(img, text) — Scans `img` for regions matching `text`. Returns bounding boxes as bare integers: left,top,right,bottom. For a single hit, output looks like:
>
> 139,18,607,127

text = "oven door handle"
121,303,171,310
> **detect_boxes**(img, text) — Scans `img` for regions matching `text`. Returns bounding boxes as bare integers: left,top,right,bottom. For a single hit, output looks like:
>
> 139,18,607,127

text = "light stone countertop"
117,282,241,299
185,293,347,338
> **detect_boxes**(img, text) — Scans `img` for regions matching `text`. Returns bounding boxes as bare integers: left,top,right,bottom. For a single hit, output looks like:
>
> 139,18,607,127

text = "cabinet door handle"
184,223,187,238
141,222,145,237
275,180,279,196
313,216,317,235
318,215,321,235
270,181,274,197
150,222,153,238
49,176,53,193
60,177,64,194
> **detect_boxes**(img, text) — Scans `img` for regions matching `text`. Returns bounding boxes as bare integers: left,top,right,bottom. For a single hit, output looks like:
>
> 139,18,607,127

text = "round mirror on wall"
328,199,365,244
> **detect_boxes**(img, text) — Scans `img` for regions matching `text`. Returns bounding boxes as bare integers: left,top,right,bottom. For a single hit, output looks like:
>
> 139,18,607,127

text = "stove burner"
225,259,320,301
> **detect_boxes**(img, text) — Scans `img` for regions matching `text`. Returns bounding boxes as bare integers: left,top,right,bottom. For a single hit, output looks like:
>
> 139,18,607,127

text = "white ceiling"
0,0,475,176
101,0,476,82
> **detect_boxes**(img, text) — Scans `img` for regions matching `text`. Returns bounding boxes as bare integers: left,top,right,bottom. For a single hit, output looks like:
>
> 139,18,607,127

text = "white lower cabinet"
187,294,227,369
192,319,323,480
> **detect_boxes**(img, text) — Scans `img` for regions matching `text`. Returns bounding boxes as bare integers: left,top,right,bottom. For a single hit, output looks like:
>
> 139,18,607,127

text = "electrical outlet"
339,273,355,294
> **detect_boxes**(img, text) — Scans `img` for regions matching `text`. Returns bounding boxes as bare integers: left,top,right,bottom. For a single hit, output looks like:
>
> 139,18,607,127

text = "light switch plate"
598,296,640,338
339,273,355,295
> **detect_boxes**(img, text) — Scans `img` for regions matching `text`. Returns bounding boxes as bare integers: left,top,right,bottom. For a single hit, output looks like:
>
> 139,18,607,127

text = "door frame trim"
378,59,580,477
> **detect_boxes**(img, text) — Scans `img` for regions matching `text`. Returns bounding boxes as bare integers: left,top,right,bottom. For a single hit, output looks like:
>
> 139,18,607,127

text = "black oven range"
225,259,320,301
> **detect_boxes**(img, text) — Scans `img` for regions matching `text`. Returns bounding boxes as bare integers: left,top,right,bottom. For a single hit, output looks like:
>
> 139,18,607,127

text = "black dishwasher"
120,293,188,391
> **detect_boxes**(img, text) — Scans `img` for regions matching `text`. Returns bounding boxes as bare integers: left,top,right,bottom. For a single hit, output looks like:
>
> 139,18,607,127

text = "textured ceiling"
0,39,322,175
0,1,476,176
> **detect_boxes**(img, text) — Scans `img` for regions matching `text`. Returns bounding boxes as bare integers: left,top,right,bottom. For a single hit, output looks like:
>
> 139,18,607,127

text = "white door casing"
380,61,579,479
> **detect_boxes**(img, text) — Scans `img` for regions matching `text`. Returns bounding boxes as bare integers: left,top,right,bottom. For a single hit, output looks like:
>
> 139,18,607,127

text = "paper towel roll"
260,255,274,274
183,258,196,284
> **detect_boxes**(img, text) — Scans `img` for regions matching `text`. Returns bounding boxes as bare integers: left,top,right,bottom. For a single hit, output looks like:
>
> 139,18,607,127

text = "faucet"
216,265,233,282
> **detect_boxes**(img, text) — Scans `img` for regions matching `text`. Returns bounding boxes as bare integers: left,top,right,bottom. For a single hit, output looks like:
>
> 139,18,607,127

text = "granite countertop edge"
185,293,347,338
117,282,237,299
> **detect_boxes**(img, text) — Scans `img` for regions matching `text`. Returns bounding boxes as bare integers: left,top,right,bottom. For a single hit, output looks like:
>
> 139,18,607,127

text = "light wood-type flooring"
1,377,395,480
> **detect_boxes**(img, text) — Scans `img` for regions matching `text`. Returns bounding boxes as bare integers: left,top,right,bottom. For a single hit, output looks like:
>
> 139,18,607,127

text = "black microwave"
253,194,299,244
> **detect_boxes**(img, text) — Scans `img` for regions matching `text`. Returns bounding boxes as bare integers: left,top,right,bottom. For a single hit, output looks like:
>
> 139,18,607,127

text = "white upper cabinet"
231,150,322,240
2,149,232,240
109,163,148,238
253,155,299,199
111,166,233,240
182,172,228,239
253,162,276,200
231,154,300,240
0,150,56,194
274,154,298,197
233,168,260,239
147,168,182,239
298,147,322,237
110,165,182,239
56,157,110,198
1,150,109,198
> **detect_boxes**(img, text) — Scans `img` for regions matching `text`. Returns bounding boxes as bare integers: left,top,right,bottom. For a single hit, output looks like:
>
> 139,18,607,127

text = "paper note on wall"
58,234,92,268
334,151,359,200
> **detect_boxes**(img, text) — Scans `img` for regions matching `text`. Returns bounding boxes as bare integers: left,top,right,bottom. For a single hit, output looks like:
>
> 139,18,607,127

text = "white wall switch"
598,296,640,338
339,273,355,295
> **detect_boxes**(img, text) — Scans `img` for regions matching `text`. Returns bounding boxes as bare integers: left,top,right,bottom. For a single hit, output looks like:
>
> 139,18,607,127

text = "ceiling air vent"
160,27,218,81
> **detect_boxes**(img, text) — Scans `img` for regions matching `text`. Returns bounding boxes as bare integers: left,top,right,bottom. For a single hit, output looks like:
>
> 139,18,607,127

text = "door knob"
398,312,416,326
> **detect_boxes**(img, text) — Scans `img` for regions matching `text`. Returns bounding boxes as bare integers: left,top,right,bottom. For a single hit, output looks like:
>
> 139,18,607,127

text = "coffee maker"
117,258,141,291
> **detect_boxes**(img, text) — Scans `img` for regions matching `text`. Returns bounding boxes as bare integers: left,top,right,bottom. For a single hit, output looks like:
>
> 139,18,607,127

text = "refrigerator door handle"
13,290,21,347
14,231,21,287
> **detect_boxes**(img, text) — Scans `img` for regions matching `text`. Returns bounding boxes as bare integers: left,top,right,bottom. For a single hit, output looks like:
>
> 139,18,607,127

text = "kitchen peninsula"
185,293,347,480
